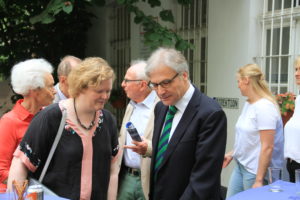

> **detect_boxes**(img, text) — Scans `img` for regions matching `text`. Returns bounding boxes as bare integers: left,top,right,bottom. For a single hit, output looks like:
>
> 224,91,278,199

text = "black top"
18,103,119,200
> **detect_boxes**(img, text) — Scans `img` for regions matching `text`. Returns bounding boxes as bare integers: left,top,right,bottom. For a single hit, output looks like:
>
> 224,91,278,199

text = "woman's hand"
223,151,233,168
252,180,263,188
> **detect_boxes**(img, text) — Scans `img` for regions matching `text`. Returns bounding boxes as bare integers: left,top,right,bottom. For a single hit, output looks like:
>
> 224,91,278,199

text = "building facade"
86,0,300,186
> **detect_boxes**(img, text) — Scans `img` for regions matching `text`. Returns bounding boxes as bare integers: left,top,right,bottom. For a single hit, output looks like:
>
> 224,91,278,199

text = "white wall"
207,0,263,187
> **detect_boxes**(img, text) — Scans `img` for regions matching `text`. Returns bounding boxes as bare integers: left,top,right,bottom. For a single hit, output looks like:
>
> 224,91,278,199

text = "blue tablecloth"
0,193,69,200
228,180,300,200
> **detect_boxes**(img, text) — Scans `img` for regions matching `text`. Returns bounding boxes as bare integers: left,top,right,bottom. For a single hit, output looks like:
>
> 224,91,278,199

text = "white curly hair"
11,58,53,95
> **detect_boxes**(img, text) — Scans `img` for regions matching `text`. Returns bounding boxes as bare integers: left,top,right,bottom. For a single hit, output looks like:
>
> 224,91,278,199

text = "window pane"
272,28,280,55
280,87,288,93
271,86,278,94
183,6,189,28
280,56,288,83
202,0,207,26
282,27,290,55
266,57,280,83
201,61,206,83
196,0,200,27
268,0,295,10
266,58,270,82
266,29,271,56
200,85,205,93
271,57,279,83
201,37,206,60
190,1,195,28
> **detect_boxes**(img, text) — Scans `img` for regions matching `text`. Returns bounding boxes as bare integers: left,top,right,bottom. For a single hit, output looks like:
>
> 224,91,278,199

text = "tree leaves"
27,0,192,51
121,1,192,51
0,0,6,12
63,2,73,14
159,10,174,23
0,0,93,78
148,0,161,7
116,0,126,4
30,0,74,24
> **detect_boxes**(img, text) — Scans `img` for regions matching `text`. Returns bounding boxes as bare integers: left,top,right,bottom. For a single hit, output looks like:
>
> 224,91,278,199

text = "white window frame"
175,0,208,93
258,0,300,94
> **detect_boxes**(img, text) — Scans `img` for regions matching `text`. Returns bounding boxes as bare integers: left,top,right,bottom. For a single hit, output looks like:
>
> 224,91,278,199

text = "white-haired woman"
0,58,56,190
223,64,284,198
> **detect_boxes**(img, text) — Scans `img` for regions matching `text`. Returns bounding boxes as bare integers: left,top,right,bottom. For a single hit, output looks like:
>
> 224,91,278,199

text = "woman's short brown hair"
68,57,115,98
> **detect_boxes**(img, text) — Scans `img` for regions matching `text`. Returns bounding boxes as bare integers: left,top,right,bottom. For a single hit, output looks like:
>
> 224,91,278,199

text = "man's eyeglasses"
123,79,143,83
148,73,179,90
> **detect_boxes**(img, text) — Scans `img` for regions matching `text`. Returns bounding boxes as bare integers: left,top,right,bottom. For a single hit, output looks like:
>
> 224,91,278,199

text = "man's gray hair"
11,58,53,95
130,59,149,81
57,55,81,77
146,47,189,76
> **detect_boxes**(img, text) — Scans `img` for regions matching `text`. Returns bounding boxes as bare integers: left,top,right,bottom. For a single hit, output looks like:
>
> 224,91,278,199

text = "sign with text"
214,97,239,109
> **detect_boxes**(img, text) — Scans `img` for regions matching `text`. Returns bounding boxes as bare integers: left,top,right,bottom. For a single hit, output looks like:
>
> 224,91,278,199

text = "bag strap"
38,109,67,182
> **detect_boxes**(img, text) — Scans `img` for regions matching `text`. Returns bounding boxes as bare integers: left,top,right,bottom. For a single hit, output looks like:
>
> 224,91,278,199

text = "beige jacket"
108,96,159,200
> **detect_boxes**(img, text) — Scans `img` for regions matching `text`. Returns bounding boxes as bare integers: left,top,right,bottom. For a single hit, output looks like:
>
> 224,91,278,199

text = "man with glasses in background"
108,60,159,200
146,48,227,200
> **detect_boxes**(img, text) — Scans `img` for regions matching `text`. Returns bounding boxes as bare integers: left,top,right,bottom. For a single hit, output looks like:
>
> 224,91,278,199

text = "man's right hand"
124,137,148,155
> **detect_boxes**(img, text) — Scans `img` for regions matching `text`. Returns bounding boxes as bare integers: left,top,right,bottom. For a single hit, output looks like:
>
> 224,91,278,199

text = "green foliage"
148,0,161,7
0,0,193,78
159,10,174,23
276,92,295,116
30,0,74,24
119,0,193,51
0,0,93,78
0,0,6,11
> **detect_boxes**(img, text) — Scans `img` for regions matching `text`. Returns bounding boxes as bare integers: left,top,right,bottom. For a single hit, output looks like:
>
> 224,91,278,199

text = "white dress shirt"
169,83,194,140
53,83,67,103
124,91,157,169
284,95,300,163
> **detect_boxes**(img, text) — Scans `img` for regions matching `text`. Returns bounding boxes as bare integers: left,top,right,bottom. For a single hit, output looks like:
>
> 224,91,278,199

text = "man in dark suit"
145,48,227,200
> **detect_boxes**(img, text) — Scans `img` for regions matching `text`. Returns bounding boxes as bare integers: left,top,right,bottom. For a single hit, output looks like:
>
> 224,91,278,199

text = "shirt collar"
55,83,67,100
174,83,194,113
129,90,157,109
15,99,34,121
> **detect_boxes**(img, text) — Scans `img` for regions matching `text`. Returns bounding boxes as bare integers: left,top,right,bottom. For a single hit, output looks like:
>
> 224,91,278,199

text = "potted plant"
276,92,295,125
109,87,127,109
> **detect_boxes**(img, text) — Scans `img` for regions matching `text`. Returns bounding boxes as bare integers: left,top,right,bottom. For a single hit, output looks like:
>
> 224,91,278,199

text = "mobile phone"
126,122,142,142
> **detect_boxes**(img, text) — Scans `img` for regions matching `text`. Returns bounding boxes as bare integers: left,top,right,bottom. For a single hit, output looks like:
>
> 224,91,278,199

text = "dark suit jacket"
149,87,227,200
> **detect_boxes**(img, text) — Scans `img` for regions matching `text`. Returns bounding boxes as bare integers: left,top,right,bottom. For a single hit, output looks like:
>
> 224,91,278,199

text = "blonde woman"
8,57,119,200
223,64,284,198
284,56,300,182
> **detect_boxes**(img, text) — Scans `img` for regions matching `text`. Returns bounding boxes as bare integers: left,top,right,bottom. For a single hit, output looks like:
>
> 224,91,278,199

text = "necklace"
73,98,96,130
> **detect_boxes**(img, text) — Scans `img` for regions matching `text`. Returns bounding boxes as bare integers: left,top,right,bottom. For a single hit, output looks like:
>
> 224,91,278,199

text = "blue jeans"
226,161,256,199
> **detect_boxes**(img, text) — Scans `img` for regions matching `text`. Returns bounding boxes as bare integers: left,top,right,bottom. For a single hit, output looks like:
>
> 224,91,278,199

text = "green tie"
154,105,177,172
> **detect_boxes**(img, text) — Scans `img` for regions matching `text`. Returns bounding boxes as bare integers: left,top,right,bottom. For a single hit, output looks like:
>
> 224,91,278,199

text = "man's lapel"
157,89,201,171
152,104,168,161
